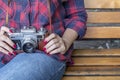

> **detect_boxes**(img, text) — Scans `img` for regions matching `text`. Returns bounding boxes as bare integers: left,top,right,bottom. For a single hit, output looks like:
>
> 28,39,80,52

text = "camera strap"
47,0,53,33
6,0,11,27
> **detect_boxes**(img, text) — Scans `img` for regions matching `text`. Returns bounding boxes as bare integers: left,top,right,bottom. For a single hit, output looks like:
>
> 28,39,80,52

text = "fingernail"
2,60,5,64
43,47,46,51
13,44,17,49
47,52,50,56
44,50,49,54
8,53,12,56
47,52,50,55
44,50,47,53
9,30,13,33
13,51,17,55
44,40,48,44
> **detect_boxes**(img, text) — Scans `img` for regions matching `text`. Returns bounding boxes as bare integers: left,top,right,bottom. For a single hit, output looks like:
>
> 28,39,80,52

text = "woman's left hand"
43,33,67,55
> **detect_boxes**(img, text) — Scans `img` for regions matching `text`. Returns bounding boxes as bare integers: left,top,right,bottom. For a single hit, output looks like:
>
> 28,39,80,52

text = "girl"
0,0,87,80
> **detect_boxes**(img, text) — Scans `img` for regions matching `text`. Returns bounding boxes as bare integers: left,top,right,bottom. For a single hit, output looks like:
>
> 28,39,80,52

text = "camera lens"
23,43,35,53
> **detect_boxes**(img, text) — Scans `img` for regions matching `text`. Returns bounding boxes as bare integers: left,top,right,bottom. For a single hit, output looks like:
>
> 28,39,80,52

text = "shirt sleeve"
63,0,87,39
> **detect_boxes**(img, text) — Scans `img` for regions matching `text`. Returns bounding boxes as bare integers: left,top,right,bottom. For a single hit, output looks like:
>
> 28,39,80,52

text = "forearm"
62,28,78,52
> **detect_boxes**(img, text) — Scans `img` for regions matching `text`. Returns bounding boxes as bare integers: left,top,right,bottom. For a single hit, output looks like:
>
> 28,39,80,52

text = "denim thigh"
0,52,66,80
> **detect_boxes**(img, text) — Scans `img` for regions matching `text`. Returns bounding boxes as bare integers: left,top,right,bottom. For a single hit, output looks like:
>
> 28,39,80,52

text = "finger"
0,26,11,33
46,43,60,53
44,33,57,42
0,47,9,55
0,35,15,48
0,41,14,53
45,38,59,49
49,47,62,55
60,41,66,52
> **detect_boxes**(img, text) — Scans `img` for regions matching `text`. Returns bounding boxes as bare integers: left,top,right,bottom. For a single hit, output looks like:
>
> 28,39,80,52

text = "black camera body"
9,26,47,53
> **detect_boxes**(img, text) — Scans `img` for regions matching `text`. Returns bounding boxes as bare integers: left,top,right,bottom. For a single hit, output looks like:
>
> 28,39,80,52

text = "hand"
43,33,67,55
0,26,16,55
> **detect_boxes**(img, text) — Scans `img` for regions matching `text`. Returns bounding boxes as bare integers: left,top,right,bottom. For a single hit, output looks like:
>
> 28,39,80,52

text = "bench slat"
64,0,120,80
67,66,120,71
72,49,120,57
85,0,120,8
73,57,120,66
65,71,120,76
84,27,120,38
62,76,120,80
87,12,120,23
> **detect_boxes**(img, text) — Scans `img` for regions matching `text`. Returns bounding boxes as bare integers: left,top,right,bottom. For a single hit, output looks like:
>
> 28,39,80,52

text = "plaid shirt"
0,0,87,64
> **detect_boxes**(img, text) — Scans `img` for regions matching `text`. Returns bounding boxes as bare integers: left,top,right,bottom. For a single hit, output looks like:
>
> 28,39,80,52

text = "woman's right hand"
0,26,16,55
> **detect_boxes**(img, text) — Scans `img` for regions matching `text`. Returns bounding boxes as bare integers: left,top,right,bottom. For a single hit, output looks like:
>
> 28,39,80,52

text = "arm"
63,0,87,39
62,0,87,53
44,0,87,54
61,28,78,54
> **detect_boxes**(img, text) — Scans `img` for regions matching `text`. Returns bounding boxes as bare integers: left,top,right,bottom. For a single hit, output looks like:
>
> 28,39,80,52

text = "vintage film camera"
9,26,48,53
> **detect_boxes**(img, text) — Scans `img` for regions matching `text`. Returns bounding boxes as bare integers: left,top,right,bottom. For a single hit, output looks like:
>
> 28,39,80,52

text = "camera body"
9,26,47,53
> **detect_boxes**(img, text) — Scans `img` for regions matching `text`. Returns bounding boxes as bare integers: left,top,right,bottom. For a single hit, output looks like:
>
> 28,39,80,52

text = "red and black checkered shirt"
0,0,87,64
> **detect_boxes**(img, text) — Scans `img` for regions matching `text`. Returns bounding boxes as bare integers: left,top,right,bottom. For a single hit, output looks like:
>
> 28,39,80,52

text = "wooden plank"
72,49,120,57
63,0,120,78
65,71,120,76
66,66,120,71
85,0,120,8
84,27,120,38
62,76,120,80
87,12,120,23
73,57,120,66
66,66,120,76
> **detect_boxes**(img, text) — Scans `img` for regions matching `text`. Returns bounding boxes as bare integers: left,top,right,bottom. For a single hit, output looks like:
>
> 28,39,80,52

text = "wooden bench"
62,0,120,80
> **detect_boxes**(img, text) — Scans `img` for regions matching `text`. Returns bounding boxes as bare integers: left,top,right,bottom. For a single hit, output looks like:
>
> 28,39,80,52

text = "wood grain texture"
66,66,120,71
73,57,120,66
87,12,120,23
72,49,120,57
65,71,120,76
84,27,120,38
63,0,120,80
85,0,120,8
62,76,120,80
66,66,120,76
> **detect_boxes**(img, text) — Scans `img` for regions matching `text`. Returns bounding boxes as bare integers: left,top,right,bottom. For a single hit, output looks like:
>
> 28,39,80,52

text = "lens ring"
23,43,35,53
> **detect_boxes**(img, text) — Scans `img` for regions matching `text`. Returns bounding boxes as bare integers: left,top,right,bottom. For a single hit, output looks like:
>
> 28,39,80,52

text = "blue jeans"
0,52,66,80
